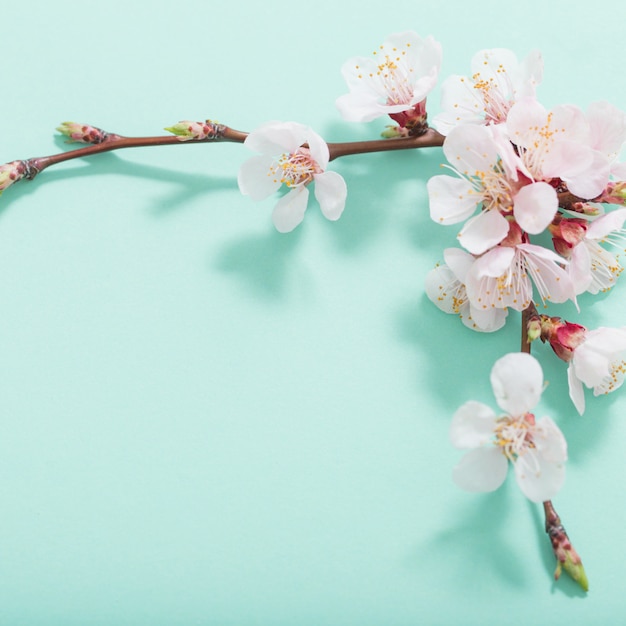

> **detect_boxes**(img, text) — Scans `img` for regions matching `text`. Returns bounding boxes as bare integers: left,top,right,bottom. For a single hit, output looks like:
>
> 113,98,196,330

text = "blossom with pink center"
336,31,442,132
450,352,567,502
428,124,558,255
425,247,507,332
566,327,626,415
537,316,626,414
432,48,543,135
464,222,576,312
563,208,626,294
506,97,612,199
238,121,347,233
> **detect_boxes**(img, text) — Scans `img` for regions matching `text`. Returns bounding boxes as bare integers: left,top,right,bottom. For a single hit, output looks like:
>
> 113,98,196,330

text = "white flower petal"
567,363,586,415
513,181,558,235
568,242,593,295
428,175,478,225
452,447,508,493
533,416,568,463
490,352,543,415
306,130,330,170
425,264,462,314
238,155,282,201
313,171,347,221
587,100,626,158
443,124,499,174
272,187,309,233
458,209,509,255
450,400,498,449
514,449,566,502
433,75,486,134
572,327,626,387
506,97,549,148
517,243,577,306
443,247,476,283
564,150,611,200
465,305,508,333
586,207,626,240
244,121,307,155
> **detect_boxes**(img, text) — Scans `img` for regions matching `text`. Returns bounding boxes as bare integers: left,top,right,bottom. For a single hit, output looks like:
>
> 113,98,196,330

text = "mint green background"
1,1,625,624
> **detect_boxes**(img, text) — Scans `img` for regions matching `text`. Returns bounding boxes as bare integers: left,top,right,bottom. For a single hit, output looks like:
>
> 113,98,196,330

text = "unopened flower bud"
56,122,108,144
164,120,224,141
0,160,29,195
544,501,588,592
539,315,586,362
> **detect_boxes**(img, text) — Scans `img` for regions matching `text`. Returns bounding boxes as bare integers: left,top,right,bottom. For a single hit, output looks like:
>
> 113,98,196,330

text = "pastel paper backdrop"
1,0,624,624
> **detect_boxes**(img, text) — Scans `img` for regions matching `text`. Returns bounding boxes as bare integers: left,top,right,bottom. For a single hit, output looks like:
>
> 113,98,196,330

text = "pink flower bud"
164,120,224,141
0,160,29,194
539,315,587,362
56,122,108,144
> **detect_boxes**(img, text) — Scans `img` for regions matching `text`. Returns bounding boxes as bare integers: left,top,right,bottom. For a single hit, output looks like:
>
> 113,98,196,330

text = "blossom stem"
520,302,539,353
327,128,445,160
12,123,445,186
520,303,588,590
22,125,248,179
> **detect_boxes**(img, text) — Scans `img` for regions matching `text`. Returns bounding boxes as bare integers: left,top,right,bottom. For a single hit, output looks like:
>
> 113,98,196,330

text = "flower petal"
567,363,586,415
466,304,508,333
425,264,462,314
458,208,510,255
513,448,566,502
443,124,499,174
513,181,558,235
313,171,347,221
443,247,476,283
428,175,478,225
490,352,543,415
244,121,308,155
306,129,330,170
452,447,508,493
586,207,626,240
272,187,309,233
238,155,282,201
450,400,498,449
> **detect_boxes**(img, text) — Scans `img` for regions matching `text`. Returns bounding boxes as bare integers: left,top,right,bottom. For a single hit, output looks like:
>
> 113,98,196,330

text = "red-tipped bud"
56,122,109,144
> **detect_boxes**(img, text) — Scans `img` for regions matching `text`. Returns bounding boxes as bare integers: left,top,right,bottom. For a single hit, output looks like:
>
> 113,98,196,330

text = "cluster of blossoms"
424,45,626,423
1,28,618,590
237,31,441,232
235,32,626,517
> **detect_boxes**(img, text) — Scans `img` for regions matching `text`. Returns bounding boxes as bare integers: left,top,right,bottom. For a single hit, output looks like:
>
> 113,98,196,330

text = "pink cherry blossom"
464,223,577,312
425,247,508,332
432,48,543,135
565,208,626,295
566,326,626,415
238,121,347,233
336,31,442,132
428,124,558,255
450,352,567,502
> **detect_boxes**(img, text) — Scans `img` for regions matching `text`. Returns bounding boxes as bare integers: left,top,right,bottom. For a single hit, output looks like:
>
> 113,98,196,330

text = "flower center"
472,66,513,124
355,41,415,105
475,162,514,214
270,147,320,189
494,413,536,461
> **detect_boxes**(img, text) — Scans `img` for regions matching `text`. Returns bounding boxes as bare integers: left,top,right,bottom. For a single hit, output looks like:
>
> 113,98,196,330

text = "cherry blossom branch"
521,302,588,591
1,120,445,196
